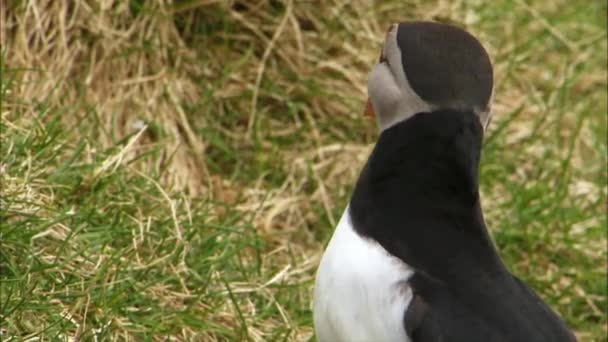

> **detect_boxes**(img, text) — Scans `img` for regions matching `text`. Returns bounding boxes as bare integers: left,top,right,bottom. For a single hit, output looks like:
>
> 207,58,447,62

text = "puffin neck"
361,109,483,210
349,109,501,281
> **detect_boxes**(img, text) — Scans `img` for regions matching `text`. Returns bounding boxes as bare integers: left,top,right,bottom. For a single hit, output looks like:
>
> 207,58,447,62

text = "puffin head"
365,21,494,132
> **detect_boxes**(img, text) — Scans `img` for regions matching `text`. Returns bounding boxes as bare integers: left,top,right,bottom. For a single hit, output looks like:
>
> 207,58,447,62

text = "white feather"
313,208,414,342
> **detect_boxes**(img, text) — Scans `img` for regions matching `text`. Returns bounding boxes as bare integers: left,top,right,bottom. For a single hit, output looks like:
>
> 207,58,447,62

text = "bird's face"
366,22,494,132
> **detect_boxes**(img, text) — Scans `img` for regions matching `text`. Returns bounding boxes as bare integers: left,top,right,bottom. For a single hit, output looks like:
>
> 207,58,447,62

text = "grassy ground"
1,0,606,341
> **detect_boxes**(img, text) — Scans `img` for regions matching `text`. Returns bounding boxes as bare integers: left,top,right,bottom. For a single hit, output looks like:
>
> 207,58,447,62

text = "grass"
1,0,606,341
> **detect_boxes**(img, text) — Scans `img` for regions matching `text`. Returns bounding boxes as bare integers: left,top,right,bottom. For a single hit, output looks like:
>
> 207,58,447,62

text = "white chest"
313,208,414,342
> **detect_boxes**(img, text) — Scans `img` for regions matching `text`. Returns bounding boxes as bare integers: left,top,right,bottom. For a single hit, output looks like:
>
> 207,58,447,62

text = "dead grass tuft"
3,0,208,195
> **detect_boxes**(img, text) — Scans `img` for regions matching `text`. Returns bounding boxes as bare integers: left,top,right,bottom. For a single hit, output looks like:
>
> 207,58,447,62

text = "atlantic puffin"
313,21,576,342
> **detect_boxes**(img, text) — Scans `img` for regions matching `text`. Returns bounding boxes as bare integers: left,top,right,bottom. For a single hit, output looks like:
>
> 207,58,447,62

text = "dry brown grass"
3,0,208,194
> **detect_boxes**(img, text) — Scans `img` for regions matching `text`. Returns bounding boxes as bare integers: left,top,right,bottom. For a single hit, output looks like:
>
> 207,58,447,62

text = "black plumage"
349,109,575,341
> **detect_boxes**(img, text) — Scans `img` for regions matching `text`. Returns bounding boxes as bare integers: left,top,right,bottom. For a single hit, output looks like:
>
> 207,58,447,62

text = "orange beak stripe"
364,98,375,118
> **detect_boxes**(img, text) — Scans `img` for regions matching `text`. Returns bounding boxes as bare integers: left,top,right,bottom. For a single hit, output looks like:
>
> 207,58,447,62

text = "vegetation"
1,0,606,340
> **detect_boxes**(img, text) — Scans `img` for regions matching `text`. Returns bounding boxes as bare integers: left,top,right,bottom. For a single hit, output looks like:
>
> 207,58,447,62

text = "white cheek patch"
384,29,410,94
368,29,432,132
368,63,401,126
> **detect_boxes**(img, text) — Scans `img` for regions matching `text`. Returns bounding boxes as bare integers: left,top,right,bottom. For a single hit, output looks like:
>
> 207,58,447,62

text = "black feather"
349,109,576,341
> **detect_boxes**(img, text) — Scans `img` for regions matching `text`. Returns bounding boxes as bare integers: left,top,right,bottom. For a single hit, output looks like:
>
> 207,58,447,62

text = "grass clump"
1,0,606,341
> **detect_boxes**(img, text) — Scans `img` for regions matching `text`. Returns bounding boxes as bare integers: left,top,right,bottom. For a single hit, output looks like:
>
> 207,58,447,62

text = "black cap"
397,22,493,112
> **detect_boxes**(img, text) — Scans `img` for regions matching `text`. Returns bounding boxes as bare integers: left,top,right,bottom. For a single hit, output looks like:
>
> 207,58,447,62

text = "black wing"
403,272,575,342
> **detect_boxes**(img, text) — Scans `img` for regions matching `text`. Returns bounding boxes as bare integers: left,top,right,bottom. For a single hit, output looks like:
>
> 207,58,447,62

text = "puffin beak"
364,98,375,118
